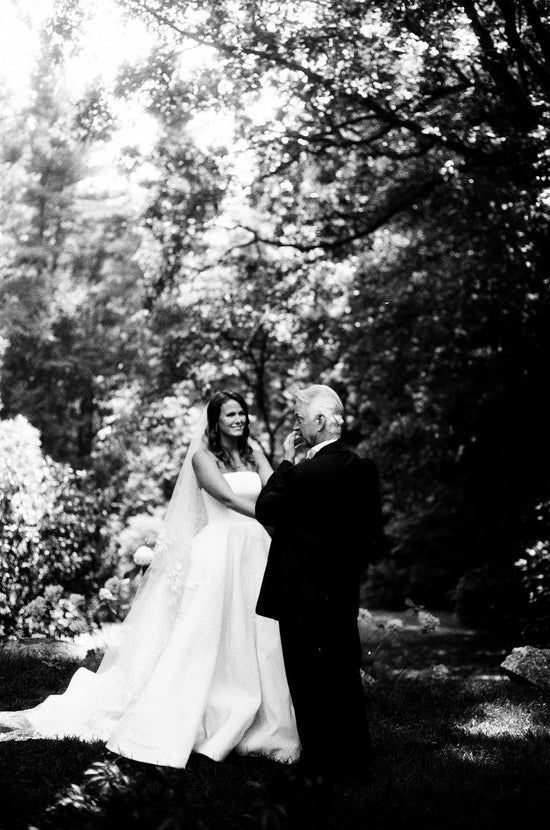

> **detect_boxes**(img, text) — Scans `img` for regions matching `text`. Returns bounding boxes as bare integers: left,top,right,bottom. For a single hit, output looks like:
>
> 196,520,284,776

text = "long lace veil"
91,407,209,699
0,407,210,737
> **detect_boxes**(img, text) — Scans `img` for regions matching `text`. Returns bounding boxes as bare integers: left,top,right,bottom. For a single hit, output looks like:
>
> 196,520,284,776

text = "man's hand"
283,431,303,463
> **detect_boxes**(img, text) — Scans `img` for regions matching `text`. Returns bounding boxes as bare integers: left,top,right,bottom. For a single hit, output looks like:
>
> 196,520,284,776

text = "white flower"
431,664,450,679
357,608,374,624
384,618,405,633
133,545,155,567
99,587,114,601
417,611,441,633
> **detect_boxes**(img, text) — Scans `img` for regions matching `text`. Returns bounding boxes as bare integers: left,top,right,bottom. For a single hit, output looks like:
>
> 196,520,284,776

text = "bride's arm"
251,445,274,486
192,450,257,518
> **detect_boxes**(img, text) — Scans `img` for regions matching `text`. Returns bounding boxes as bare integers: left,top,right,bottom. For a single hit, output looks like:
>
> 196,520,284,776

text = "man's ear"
317,414,326,433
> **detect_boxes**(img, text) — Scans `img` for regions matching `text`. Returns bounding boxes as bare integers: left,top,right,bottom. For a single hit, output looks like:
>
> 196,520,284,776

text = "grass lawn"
1,615,550,829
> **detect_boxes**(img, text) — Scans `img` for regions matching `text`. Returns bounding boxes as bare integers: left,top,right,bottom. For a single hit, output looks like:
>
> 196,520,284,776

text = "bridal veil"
1,408,209,740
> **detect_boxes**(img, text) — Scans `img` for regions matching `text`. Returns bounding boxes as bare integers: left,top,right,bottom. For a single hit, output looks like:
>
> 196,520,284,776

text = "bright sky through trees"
0,0,247,226
1,1,151,102
0,0,243,152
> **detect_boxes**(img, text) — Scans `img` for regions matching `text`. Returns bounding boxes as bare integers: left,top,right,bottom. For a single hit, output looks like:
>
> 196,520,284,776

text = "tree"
115,0,550,612
0,33,152,465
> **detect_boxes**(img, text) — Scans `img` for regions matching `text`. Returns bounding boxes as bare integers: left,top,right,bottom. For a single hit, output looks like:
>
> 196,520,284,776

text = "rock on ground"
501,646,550,691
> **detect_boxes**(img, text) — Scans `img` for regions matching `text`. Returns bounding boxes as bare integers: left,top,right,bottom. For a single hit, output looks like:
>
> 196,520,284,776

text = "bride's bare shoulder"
191,447,216,471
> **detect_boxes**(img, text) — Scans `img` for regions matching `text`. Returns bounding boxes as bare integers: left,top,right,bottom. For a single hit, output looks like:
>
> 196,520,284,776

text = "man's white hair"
295,384,344,435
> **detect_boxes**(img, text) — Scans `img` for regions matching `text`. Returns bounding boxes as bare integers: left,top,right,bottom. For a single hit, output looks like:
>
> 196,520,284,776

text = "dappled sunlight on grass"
3,618,550,828
458,700,550,738
466,674,510,684
446,745,502,767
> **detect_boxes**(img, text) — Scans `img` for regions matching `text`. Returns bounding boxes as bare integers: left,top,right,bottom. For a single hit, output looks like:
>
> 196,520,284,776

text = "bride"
0,391,300,768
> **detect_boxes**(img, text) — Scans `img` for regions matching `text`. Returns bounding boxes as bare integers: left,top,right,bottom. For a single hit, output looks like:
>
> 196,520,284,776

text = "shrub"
115,510,163,578
514,501,550,641
87,511,163,624
0,416,115,637
452,564,528,631
92,575,135,624
17,585,90,639
360,558,411,609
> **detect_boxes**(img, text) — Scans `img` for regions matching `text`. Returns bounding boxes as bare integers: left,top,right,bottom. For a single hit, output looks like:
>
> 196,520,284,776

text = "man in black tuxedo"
255,385,383,783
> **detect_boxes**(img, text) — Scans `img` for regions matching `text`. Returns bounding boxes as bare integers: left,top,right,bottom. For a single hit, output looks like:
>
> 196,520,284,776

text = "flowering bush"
0,591,11,637
92,575,134,624
115,511,163,578
0,416,115,637
412,609,441,633
430,664,451,680
87,511,162,623
514,503,550,640
358,601,442,687
17,585,90,639
516,540,550,601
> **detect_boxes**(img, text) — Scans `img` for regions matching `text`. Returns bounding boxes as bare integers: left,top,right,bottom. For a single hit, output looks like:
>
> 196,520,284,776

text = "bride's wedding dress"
0,471,300,768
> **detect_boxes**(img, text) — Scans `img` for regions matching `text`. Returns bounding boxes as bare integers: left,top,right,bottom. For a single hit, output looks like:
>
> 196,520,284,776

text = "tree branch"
521,0,550,70
495,0,550,90
460,0,539,125
124,0,489,161
234,173,444,253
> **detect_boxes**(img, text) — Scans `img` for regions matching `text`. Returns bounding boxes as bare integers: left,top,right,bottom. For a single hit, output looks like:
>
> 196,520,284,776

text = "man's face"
293,403,320,448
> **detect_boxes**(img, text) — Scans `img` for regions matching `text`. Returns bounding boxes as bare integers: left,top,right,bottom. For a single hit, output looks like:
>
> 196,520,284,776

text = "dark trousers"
279,618,370,778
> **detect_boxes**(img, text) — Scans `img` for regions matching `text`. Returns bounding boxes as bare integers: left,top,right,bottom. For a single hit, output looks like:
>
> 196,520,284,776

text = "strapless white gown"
0,472,300,768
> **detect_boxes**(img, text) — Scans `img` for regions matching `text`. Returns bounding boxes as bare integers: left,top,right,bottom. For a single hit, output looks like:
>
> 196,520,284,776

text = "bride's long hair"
206,390,255,470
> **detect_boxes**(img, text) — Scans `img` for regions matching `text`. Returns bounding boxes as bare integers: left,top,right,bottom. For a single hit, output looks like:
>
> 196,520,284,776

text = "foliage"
109,0,550,610
91,388,203,519
514,499,550,641
0,416,114,637
359,601,441,684
115,510,163,573
148,253,347,457
1,1,549,624
16,585,89,639
93,575,135,624
0,652,104,830
360,559,411,610
33,758,203,830
0,33,151,466
90,511,162,624
452,564,529,633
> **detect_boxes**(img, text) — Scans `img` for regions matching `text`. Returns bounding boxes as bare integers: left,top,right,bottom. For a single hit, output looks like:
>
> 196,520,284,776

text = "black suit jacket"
255,440,383,631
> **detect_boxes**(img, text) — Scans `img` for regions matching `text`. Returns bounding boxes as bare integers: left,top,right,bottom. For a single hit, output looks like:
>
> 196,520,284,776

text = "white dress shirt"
305,438,339,460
